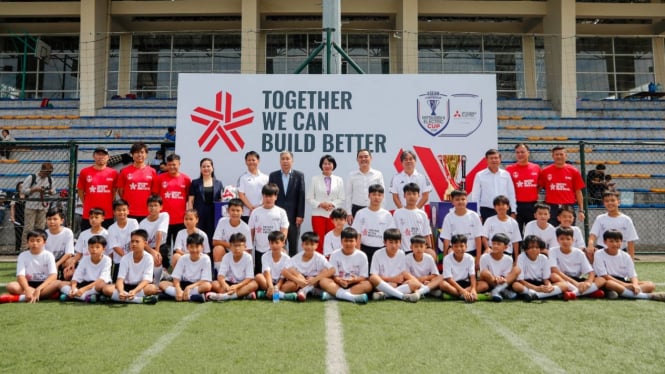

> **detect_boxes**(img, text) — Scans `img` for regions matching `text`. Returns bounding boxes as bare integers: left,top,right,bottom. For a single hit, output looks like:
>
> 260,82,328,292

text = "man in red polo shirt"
153,153,191,260
506,143,541,232
77,147,118,229
538,146,585,225
116,142,157,220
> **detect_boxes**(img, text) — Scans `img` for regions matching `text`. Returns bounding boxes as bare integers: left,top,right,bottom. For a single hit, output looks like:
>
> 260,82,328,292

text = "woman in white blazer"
306,154,345,254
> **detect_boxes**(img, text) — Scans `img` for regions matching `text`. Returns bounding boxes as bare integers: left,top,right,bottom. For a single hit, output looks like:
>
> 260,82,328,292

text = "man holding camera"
20,162,56,251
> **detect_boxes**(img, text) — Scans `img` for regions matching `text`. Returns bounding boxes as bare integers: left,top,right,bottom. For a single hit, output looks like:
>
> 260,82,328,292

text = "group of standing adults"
475,143,586,230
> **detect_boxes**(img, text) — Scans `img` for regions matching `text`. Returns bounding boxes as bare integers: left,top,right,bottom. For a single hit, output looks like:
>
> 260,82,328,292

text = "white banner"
176,74,496,225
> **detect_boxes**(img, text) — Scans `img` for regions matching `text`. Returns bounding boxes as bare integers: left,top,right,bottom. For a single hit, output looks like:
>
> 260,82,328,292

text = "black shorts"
28,281,43,288
524,279,544,286
77,280,93,288
456,279,471,289
610,275,630,283
179,281,194,289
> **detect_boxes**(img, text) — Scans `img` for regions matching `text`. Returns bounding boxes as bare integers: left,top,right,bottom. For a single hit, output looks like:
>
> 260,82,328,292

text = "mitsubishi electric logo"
191,91,255,152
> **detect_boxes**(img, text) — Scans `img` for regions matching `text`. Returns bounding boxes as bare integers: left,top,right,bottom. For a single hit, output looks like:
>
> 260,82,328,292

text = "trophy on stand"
427,95,440,116
438,154,466,200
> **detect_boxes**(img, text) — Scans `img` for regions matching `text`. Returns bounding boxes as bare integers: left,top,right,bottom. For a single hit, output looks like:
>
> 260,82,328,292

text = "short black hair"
492,195,510,207
186,233,205,246
268,230,286,242
450,190,467,199
603,229,623,241
229,232,246,244
450,234,467,245
383,228,401,241
147,194,163,205
318,154,337,171
130,141,148,154
534,203,550,212
555,226,574,238
131,229,149,242
301,231,320,243
491,233,510,245
341,227,358,240
166,153,181,162
245,150,260,160
113,199,130,210
227,198,244,209
368,184,384,194
88,207,105,217
521,235,545,250
262,183,279,197
329,207,348,220
402,182,420,194
88,235,107,247
46,208,64,219
26,228,48,241
410,235,427,245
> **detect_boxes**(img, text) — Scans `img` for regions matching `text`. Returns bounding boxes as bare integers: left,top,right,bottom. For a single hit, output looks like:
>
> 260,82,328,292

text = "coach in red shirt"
538,146,585,225
506,143,541,232
77,146,117,229
154,153,192,255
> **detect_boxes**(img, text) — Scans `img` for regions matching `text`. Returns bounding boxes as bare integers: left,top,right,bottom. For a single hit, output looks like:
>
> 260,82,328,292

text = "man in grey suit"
268,151,306,256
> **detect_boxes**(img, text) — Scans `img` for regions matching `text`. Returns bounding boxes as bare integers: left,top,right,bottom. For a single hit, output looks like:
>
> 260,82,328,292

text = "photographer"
19,162,55,251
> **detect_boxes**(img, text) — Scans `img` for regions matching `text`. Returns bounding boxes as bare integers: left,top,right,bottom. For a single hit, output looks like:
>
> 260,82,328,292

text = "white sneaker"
403,293,420,303
372,291,386,301
206,292,223,301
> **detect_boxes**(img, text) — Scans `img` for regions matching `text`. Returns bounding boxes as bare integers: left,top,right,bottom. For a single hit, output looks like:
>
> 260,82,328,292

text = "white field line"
123,303,211,374
466,306,567,374
654,283,665,287
325,301,349,374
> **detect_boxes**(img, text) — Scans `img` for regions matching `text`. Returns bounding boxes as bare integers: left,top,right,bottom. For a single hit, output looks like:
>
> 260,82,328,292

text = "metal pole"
294,43,326,74
579,140,589,240
21,35,27,99
333,42,365,74
326,28,332,75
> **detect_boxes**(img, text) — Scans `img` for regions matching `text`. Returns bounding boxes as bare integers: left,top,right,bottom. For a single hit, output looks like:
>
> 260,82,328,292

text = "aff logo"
191,91,255,152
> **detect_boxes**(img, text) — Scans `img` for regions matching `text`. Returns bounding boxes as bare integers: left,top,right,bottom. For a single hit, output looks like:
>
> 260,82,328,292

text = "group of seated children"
2,186,663,305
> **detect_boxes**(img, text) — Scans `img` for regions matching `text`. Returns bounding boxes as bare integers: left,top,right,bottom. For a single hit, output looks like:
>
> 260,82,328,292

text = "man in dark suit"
268,151,306,256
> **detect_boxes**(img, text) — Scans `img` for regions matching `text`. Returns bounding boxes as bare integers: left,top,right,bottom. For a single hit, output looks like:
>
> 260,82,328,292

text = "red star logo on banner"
191,91,254,152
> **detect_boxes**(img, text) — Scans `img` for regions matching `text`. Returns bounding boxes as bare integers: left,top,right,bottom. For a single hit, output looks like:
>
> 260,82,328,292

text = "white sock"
153,267,163,285
621,289,650,299
18,295,26,302
581,283,599,295
60,285,72,295
568,284,580,295
377,281,404,299
75,289,97,301
491,283,508,296
111,290,121,302
417,285,430,297
335,289,356,302
165,286,176,297
278,291,285,299
189,288,200,296
536,286,562,299
227,293,238,300
301,285,314,295
395,284,412,294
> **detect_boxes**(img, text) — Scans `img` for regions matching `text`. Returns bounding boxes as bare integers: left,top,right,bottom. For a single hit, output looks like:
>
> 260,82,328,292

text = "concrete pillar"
117,33,132,96
652,37,665,87
79,0,109,116
522,36,537,98
396,0,418,73
241,0,259,74
543,0,576,117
